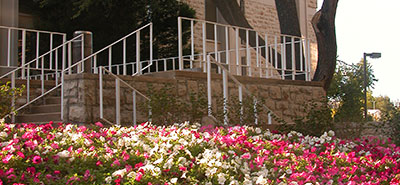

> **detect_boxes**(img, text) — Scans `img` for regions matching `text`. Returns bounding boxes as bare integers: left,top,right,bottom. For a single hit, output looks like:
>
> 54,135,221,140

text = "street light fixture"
363,52,381,121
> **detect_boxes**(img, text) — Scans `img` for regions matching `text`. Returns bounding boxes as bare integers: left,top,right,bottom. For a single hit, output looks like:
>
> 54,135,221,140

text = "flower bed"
0,122,399,184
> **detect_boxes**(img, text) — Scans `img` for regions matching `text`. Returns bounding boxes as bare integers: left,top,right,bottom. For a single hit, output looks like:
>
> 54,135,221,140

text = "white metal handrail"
99,67,150,125
0,25,66,75
178,17,312,81
61,23,153,122
1,34,83,122
87,23,153,76
206,54,285,125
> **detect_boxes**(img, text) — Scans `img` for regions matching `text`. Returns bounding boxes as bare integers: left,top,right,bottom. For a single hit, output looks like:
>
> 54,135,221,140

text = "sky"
317,0,400,102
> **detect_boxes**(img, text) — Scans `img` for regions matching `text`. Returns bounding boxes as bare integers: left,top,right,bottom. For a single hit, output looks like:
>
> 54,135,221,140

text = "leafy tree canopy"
31,0,195,59
327,60,377,122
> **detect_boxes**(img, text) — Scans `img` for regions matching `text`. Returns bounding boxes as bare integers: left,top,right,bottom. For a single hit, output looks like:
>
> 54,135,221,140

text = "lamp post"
363,52,381,121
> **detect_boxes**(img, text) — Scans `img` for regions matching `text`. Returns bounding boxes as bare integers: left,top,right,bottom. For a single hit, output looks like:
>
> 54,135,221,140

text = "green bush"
279,99,334,137
0,82,25,121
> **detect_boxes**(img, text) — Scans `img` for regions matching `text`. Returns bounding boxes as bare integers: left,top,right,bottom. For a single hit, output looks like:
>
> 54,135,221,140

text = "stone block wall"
63,71,325,125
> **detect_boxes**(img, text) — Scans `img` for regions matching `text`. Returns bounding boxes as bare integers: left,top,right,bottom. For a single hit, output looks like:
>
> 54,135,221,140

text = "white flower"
229,180,239,185
112,169,127,177
57,150,70,158
256,175,267,184
105,176,112,183
255,127,262,134
243,178,252,185
154,157,163,164
0,132,8,139
328,130,335,137
217,173,226,185
171,178,178,184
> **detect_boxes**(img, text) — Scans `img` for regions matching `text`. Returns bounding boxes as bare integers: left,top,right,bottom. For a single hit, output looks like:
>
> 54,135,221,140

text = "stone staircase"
15,95,62,124
0,78,62,124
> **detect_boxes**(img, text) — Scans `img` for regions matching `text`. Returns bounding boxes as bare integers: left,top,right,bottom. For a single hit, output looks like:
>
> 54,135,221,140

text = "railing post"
136,31,141,75
265,33,269,78
178,17,183,70
254,97,258,125
190,20,194,69
27,65,30,103
115,78,121,125
11,72,15,123
36,32,40,68
291,37,296,80
99,67,103,120
246,29,251,76
236,28,240,76
307,39,311,81
150,23,153,71
108,47,112,71
268,112,272,125
225,26,229,71
21,30,26,79
207,55,212,116
223,69,228,125
202,22,206,72
214,24,219,73
123,39,127,75
133,91,136,126
49,33,53,70
238,85,243,124
7,29,11,67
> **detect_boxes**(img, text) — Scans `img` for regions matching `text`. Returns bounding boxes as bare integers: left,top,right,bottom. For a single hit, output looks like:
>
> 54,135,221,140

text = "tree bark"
312,0,339,90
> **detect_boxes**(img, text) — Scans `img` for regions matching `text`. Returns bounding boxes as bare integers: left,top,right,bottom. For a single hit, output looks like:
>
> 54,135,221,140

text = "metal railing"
98,67,150,125
89,23,153,75
206,54,285,125
0,34,84,122
0,26,67,76
61,23,154,122
178,17,312,81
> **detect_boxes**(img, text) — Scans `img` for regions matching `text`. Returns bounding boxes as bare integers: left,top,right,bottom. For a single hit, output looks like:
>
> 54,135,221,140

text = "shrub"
0,82,25,121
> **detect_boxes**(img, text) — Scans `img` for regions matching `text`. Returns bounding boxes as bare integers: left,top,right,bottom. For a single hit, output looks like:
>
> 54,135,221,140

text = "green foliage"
140,84,207,125
372,96,400,145
327,60,377,122
32,0,195,60
0,82,25,121
279,100,334,137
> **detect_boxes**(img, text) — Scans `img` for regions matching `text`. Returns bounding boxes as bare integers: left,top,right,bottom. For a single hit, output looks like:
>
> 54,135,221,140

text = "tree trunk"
312,0,339,90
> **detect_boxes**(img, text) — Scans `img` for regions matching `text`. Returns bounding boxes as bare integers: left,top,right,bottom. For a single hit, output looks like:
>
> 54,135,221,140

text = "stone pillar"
73,31,93,73
0,0,19,76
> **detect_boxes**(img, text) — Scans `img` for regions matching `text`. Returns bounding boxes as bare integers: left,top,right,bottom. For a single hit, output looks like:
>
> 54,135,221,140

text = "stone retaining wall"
63,71,325,125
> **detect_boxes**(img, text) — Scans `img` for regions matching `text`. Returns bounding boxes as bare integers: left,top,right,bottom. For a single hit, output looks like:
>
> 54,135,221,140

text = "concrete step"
15,112,61,124
29,104,61,114
44,96,61,105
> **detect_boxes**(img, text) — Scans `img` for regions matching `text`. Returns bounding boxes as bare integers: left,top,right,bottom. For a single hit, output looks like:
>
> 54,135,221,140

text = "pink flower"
95,122,103,128
2,154,13,164
135,162,143,169
135,172,143,181
179,166,187,171
96,160,103,166
112,159,121,167
32,155,42,164
51,143,59,149
16,151,25,159
83,170,91,180
241,153,251,159
53,170,61,175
